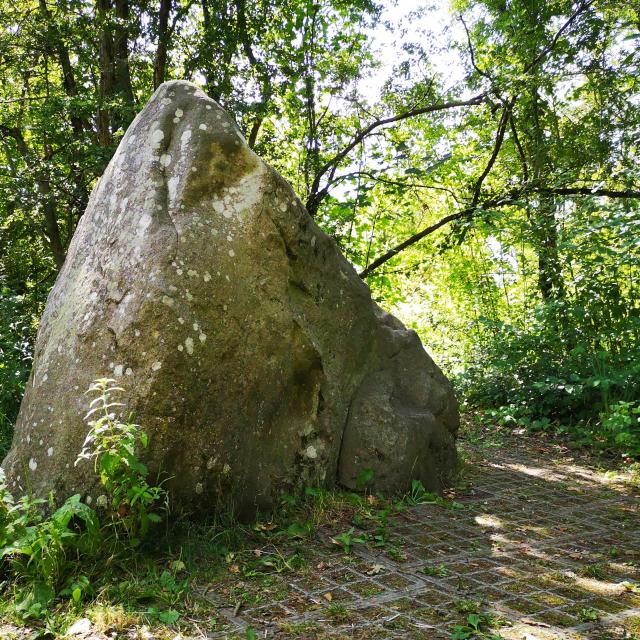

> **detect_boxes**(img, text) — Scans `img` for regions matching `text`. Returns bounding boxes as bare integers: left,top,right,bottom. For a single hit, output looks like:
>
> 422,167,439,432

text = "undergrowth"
0,379,167,626
0,379,464,637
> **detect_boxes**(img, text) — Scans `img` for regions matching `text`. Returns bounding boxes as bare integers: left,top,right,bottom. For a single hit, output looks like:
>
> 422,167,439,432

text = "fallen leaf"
323,592,333,601
228,564,240,574
367,564,385,575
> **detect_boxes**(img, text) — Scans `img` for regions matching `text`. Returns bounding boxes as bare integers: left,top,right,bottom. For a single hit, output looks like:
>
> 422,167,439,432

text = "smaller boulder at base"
1,80,459,517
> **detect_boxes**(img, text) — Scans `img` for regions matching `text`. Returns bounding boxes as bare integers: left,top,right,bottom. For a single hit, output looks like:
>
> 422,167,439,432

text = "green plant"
76,378,168,546
0,378,168,621
0,473,100,618
578,607,600,622
402,480,464,510
600,401,640,458
423,563,450,577
580,564,608,580
331,527,367,554
450,613,505,639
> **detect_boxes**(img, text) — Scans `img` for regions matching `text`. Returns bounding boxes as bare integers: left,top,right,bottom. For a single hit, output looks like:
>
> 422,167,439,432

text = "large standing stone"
2,81,459,517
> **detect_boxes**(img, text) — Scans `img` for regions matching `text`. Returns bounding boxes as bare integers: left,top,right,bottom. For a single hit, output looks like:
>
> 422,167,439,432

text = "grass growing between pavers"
1,415,639,639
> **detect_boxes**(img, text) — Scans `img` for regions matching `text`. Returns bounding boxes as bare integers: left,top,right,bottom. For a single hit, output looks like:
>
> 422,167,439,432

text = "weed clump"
0,378,167,619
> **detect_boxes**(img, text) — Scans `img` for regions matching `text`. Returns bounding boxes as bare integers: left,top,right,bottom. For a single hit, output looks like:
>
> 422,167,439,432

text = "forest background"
1,0,639,459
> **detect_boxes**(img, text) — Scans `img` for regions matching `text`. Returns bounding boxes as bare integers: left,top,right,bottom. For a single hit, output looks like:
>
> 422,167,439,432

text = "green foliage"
423,563,449,577
450,612,506,640
76,379,168,546
0,379,167,620
402,480,464,510
0,483,101,618
0,290,40,458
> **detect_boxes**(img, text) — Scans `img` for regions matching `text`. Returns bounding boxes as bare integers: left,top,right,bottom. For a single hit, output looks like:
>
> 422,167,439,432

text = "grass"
0,477,465,637
2,413,639,639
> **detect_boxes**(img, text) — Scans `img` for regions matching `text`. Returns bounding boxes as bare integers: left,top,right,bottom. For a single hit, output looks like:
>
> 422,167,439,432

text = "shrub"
0,379,167,618
76,379,167,546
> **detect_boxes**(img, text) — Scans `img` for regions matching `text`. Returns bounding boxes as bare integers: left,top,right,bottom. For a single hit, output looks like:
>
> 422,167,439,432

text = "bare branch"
359,181,640,279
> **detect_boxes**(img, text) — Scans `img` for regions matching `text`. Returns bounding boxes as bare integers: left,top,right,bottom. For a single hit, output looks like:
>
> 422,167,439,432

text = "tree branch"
459,15,491,82
470,99,513,207
509,112,529,183
538,186,640,199
306,92,487,214
522,0,594,75
358,182,640,279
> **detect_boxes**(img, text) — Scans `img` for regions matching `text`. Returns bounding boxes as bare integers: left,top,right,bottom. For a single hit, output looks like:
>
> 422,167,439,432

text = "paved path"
2,421,639,639
202,423,640,639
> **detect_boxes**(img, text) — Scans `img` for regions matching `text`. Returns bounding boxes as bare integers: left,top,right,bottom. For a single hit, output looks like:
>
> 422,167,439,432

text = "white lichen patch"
151,128,165,148
28,458,37,471
193,322,199,331
228,249,235,257
181,129,192,151
160,153,172,167
305,445,318,459
151,361,162,371
195,482,203,495
185,337,194,355
47,447,54,457
199,333,206,343
168,176,179,202
203,271,211,282
175,108,184,118
199,123,207,130
162,295,175,307
114,364,124,377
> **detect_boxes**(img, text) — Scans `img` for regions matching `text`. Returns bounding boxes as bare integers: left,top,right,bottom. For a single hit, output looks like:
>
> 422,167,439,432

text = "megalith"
1,81,459,517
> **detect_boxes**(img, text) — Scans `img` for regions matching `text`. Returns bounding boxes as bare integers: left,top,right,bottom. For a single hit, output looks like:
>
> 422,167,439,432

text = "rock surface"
1,81,459,516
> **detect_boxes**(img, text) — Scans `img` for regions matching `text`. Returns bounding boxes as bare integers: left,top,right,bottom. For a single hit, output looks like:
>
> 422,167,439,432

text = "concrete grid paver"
203,428,640,639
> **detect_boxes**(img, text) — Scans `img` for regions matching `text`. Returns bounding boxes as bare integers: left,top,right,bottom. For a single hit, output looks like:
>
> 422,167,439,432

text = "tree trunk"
96,0,115,146
535,196,565,301
153,0,173,89
113,0,136,128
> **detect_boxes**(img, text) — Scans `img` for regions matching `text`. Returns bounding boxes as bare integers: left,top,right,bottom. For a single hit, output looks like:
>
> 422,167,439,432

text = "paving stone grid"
203,432,640,639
